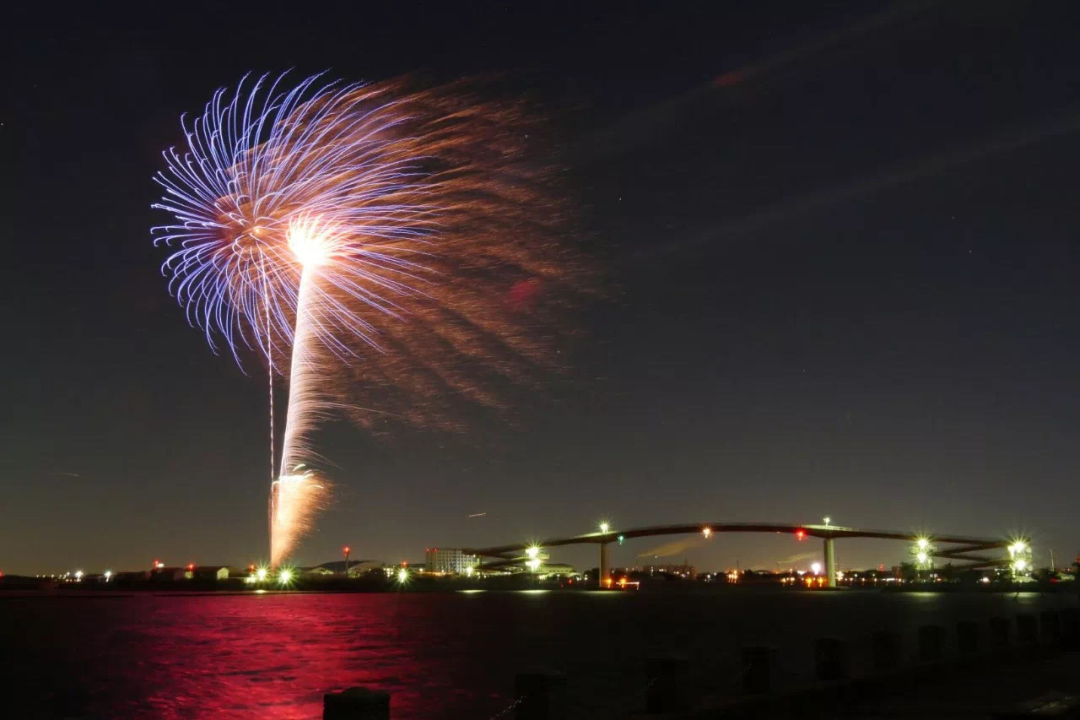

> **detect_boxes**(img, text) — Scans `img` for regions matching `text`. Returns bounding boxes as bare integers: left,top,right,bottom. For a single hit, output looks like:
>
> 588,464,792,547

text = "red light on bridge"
187,563,195,571
795,529,806,540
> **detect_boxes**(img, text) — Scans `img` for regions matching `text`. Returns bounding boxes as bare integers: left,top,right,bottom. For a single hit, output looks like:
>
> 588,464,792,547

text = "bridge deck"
465,522,1009,566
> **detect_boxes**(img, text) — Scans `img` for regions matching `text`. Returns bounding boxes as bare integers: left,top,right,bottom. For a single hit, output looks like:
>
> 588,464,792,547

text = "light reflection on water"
0,591,1071,719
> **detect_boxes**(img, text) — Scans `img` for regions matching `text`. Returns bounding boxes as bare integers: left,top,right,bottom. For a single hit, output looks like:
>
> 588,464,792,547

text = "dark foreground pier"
326,602,1080,719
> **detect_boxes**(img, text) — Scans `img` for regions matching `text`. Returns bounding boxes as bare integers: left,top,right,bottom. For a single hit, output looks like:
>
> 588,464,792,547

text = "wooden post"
918,625,945,661
1016,614,1038,644
956,621,980,655
324,687,390,720
741,646,776,695
989,616,1011,649
1040,610,1061,645
871,630,901,670
814,638,849,681
645,654,690,713
515,670,567,720
1061,608,1080,649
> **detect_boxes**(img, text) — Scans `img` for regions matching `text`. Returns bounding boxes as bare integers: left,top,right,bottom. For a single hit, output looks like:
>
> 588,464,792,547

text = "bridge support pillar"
824,537,837,588
599,542,610,589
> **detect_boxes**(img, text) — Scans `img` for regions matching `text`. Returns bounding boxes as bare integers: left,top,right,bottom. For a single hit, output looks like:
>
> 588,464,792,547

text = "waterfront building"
637,561,697,580
346,560,386,576
189,566,230,580
537,563,576,578
425,548,480,574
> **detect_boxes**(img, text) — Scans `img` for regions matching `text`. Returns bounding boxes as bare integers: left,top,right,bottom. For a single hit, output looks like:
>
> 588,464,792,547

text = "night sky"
4,3,1079,576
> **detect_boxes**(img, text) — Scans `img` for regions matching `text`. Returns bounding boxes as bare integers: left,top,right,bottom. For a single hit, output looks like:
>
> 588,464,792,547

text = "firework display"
153,73,576,564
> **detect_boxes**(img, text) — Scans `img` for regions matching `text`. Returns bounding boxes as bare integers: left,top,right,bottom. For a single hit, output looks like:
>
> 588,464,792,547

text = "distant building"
736,570,784,585
151,567,186,581
537,563,576,577
303,566,336,576
308,560,385,576
638,562,697,580
347,561,385,577
112,571,151,583
190,566,230,581
313,560,376,575
425,548,479,574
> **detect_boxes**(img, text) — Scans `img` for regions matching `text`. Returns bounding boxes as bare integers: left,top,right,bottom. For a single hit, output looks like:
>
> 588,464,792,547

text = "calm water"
1,589,1075,719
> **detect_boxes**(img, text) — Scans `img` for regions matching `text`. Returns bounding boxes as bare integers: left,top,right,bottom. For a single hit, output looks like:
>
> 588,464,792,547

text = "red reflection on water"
4,590,1057,718
0,594,519,719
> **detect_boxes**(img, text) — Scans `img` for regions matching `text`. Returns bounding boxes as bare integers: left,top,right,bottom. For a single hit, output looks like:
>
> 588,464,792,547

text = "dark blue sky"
3,2,1078,575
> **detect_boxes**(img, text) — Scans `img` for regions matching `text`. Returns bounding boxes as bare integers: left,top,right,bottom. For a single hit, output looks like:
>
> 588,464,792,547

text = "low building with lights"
425,548,480,574
731,569,786,585
346,561,386,577
303,566,336,576
637,562,697,580
309,560,386,576
151,567,186,581
536,563,577,578
111,571,152,583
190,566,230,581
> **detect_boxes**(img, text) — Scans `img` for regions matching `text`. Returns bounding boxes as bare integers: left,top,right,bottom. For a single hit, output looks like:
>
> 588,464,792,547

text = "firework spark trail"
271,264,325,564
261,257,276,543
153,73,582,565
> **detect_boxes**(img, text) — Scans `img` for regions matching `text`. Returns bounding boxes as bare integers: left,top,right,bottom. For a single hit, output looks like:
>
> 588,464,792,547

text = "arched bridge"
464,522,1015,588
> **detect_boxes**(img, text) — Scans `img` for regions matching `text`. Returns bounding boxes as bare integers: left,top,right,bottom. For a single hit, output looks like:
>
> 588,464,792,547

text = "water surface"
1,590,1072,718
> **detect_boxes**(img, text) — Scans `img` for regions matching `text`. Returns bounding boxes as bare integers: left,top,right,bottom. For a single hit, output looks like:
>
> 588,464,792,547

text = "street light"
823,516,831,527
911,537,934,574
343,546,351,576
702,527,712,539
599,521,610,535
1008,538,1032,578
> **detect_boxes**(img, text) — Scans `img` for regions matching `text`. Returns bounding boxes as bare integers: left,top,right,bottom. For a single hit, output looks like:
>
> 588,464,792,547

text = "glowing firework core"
287,216,335,268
